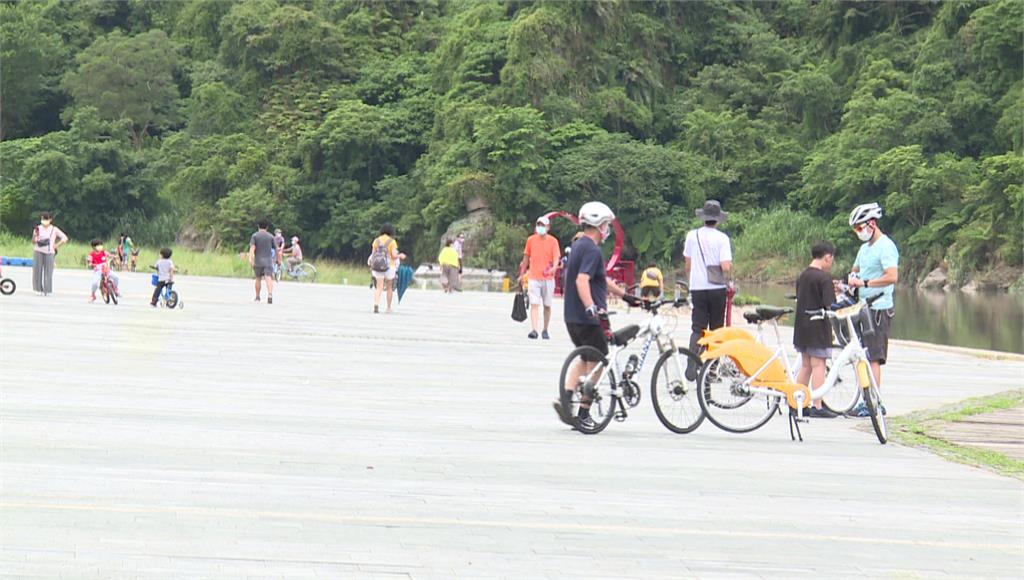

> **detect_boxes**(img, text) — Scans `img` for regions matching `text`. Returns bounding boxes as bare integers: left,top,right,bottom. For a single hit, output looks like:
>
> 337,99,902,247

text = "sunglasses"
853,222,873,232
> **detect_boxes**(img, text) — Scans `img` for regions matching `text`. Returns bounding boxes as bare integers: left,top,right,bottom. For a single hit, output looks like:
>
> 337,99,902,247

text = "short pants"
372,267,397,281
528,278,555,307
640,286,661,300
253,265,274,278
566,322,608,361
863,307,894,364
796,345,833,360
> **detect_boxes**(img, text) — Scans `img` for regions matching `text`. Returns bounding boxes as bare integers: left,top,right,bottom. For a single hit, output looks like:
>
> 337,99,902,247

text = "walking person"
519,216,561,340
683,200,733,380
846,203,899,416
369,224,405,313
794,241,839,418
31,212,68,296
249,221,276,304
120,233,134,272
438,239,461,294
552,202,641,429
453,233,466,288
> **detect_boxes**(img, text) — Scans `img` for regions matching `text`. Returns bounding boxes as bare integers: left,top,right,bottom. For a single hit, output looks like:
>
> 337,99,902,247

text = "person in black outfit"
794,241,839,418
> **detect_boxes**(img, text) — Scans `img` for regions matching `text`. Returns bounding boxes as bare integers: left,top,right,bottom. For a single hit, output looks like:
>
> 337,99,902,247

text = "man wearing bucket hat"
520,215,561,339
683,200,734,380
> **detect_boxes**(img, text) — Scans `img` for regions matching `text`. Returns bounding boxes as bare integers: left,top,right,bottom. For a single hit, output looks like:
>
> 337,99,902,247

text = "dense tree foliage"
1,0,1020,283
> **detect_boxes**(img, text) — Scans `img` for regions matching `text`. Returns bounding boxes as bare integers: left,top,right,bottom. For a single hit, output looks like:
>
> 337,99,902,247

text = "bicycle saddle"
754,306,793,320
612,324,641,346
743,311,764,324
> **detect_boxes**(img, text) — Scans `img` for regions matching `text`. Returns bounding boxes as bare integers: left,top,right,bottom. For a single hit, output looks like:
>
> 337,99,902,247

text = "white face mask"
856,225,874,242
536,226,547,236
599,224,611,243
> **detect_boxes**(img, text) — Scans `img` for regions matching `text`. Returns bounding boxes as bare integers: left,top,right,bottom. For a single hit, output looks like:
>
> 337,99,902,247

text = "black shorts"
566,322,608,360
253,265,274,278
863,308,894,364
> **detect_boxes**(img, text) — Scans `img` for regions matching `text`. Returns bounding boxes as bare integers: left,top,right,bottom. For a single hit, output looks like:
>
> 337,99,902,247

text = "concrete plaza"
1,268,1021,578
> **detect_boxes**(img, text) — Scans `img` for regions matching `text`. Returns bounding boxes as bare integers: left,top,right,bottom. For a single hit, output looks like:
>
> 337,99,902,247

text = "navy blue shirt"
563,236,607,325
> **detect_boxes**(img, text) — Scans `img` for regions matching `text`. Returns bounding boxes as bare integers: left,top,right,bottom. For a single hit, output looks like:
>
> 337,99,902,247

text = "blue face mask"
536,226,548,236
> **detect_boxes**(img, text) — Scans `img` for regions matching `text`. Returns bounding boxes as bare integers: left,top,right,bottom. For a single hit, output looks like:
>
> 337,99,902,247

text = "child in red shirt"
88,239,120,301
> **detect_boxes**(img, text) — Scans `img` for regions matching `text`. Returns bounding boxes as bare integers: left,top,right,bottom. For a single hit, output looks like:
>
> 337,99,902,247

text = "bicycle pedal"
614,413,628,422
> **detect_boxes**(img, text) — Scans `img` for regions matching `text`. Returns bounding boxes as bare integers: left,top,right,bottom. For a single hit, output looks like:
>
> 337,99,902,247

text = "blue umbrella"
397,264,414,302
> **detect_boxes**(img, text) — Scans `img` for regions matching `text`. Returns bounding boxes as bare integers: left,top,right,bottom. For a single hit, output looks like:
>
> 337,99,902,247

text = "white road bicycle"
558,298,704,435
697,295,888,443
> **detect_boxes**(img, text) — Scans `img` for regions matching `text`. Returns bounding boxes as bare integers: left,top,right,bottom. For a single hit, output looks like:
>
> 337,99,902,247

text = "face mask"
856,225,874,242
40,219,51,227
599,224,611,243
536,226,547,236
95,246,104,252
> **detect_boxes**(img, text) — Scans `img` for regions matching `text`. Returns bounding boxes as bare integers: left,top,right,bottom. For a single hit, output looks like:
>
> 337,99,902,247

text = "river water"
740,284,1023,354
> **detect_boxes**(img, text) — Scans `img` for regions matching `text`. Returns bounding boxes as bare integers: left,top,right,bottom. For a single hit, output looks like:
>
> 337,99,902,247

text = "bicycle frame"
711,304,873,418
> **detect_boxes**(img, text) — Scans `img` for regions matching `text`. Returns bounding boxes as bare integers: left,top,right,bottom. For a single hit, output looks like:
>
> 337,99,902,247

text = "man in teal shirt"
847,203,899,402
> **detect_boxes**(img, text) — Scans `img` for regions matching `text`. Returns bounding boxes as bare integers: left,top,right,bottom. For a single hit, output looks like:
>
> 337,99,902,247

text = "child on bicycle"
639,262,664,302
88,239,120,301
150,248,175,307
794,241,838,418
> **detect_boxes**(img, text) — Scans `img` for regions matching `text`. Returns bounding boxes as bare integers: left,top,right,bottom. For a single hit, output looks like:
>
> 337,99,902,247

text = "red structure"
544,211,635,296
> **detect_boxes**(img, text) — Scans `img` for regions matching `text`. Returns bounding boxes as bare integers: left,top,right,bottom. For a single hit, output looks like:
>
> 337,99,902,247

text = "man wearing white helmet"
554,202,641,429
519,215,561,339
847,203,899,413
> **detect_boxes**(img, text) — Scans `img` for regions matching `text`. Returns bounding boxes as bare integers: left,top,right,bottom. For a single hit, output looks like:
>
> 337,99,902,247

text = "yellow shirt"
372,235,398,267
438,247,460,268
639,267,664,288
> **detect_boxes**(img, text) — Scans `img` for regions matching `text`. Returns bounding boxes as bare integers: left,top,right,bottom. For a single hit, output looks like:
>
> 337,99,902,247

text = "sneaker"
254,296,261,302
528,330,539,339
150,302,158,308
849,401,887,417
552,400,575,427
806,407,839,419
373,305,379,313
541,330,550,340
577,413,596,431
267,295,273,305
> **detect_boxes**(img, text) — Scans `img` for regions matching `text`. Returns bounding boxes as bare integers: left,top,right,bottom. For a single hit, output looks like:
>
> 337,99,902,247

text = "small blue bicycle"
151,274,183,309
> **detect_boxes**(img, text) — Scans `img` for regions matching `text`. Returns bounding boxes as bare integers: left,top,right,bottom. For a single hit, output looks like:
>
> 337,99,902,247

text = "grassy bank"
889,390,1024,480
0,233,371,286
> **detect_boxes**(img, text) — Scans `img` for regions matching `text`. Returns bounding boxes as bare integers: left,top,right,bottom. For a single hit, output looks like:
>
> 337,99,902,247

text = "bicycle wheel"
101,280,111,304
650,347,705,434
166,291,179,309
697,354,779,433
106,280,118,305
862,378,888,444
0,278,15,295
821,357,860,415
295,263,317,283
273,265,282,282
558,346,616,435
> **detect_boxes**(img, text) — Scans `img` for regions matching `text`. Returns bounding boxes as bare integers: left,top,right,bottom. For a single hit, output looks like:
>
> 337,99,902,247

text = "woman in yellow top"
369,223,405,313
639,262,664,301
437,238,462,293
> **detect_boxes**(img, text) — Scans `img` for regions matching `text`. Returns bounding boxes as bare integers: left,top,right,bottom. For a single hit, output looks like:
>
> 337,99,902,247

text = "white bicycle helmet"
848,202,883,226
578,201,615,227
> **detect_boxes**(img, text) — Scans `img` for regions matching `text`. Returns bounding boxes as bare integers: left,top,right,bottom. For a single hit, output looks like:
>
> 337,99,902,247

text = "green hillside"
1,0,1020,286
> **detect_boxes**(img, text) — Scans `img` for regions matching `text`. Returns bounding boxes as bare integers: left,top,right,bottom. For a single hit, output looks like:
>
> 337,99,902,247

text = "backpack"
369,238,391,272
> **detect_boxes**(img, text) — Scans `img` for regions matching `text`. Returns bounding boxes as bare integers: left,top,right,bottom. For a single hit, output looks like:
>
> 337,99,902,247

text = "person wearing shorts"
639,263,664,302
370,223,404,313
794,241,838,418
520,216,561,340
553,202,641,430
846,203,899,378
249,221,276,304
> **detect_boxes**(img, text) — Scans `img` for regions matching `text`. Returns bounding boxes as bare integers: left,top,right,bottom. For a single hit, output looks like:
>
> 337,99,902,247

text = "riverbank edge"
888,390,1024,481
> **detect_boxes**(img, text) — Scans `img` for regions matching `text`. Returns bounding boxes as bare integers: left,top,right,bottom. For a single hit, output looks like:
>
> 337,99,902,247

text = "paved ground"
2,268,1022,579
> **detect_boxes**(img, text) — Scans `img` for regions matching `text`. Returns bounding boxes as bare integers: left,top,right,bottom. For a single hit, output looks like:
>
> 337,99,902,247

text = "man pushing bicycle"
553,201,641,430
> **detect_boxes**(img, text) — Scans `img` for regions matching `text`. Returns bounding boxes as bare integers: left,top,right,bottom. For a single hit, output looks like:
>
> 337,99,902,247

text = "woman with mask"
31,212,69,296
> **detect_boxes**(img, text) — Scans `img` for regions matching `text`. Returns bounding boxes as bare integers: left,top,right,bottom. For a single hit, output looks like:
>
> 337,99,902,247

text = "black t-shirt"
563,236,607,326
794,267,835,349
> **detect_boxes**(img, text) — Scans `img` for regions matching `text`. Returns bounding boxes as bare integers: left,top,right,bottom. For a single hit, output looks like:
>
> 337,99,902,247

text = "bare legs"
797,353,827,409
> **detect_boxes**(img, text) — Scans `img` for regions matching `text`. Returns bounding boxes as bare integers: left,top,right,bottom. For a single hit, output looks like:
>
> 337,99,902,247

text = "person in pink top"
284,235,304,275
31,212,69,296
